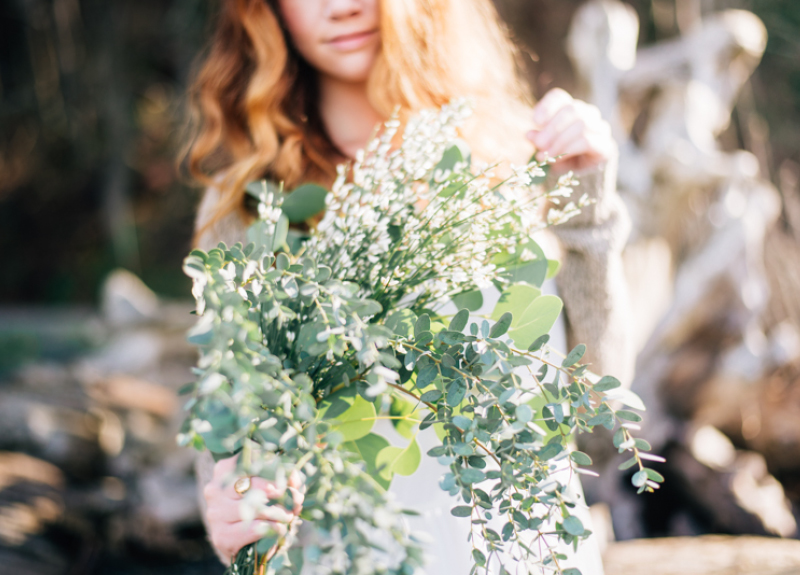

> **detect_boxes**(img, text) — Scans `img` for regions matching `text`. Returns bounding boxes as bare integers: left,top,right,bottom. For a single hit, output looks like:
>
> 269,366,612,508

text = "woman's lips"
326,29,378,52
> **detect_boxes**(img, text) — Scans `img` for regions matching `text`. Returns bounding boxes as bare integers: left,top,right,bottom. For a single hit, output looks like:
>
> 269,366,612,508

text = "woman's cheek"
277,0,321,62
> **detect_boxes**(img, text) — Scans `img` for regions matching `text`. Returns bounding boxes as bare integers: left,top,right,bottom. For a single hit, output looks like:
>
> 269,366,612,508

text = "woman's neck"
318,74,384,160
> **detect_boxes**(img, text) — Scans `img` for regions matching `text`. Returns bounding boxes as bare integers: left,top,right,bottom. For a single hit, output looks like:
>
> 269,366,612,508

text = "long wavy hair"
184,0,535,246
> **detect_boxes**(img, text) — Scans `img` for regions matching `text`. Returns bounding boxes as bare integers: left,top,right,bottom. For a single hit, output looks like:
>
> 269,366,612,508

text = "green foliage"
491,284,563,350
179,102,661,575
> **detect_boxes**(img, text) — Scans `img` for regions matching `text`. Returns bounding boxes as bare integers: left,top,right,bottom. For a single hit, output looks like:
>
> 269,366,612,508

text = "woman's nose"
325,0,363,20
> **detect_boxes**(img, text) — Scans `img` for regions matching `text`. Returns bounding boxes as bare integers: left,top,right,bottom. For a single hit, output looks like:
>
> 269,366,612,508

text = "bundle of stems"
180,101,662,575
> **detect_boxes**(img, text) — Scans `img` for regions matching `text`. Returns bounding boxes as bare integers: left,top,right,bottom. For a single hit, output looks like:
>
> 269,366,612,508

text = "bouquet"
178,100,662,575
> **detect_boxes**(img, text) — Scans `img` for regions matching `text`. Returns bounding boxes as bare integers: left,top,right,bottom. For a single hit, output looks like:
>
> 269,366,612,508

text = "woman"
186,0,633,572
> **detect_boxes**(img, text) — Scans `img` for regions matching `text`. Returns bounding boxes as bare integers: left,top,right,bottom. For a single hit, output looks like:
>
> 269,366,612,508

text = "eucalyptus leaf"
446,379,467,406
489,312,513,338
632,470,648,488
570,451,593,466
528,334,550,352
452,289,483,312
451,506,473,518
385,309,418,338
515,404,532,423
449,309,470,333
460,468,486,484
272,213,289,251
420,389,443,403
280,183,328,223
452,415,472,431
616,410,643,423
593,376,622,392
415,314,431,338
562,344,586,367
435,144,464,172
563,516,585,536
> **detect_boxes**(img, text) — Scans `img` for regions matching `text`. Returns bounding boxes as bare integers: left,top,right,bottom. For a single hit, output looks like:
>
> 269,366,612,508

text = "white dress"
374,278,605,575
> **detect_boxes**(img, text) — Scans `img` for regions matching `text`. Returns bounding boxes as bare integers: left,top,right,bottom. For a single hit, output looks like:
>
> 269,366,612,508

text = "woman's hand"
527,88,615,174
203,454,305,564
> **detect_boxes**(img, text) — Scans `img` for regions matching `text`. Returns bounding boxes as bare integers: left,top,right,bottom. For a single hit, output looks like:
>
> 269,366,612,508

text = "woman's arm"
527,89,635,384
547,147,635,384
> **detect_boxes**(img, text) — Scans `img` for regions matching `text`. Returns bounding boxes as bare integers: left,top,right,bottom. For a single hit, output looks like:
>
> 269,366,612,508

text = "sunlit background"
1,0,799,573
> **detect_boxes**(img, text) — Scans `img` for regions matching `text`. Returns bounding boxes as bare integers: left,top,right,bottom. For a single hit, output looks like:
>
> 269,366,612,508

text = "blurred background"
1,0,799,573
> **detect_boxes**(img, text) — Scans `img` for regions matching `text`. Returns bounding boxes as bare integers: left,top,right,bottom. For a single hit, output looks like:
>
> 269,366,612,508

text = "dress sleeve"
546,146,636,385
193,185,250,253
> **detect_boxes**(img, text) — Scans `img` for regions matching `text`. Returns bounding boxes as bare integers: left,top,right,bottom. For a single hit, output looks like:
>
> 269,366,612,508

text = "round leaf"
451,506,473,517
593,376,621,392
452,415,472,430
570,451,593,466
460,468,485,484
452,290,483,312
528,334,550,352
449,309,469,333
414,314,431,338
563,515,585,536
492,284,541,323
562,344,586,368
376,437,422,479
508,296,563,350
342,433,392,490
515,404,533,423
489,312,513,338
328,396,376,441
632,469,648,487
280,183,328,223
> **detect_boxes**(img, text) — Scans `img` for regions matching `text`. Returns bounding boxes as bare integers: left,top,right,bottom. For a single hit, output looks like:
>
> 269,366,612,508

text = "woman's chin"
319,55,378,84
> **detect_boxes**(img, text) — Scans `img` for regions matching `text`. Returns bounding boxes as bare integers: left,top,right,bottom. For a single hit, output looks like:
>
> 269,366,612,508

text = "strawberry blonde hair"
185,0,534,246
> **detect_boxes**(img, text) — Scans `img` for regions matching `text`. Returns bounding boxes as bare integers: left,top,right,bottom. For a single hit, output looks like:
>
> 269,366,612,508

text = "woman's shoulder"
194,184,250,253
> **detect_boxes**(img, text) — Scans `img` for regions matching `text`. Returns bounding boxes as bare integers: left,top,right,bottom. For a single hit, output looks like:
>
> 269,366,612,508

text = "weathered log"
603,535,800,575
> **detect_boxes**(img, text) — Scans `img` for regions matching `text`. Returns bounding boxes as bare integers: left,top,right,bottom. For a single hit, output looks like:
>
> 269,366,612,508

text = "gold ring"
233,476,252,496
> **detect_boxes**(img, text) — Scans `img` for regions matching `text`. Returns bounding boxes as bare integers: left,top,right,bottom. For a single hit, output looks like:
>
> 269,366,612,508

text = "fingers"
208,499,294,529
288,486,304,515
527,91,614,169
559,132,615,162
532,88,573,126
249,476,288,500
207,486,298,524
205,468,305,522
547,120,588,158
247,476,304,513
288,469,304,491
204,460,307,564
531,106,580,152
211,519,287,564
256,504,295,524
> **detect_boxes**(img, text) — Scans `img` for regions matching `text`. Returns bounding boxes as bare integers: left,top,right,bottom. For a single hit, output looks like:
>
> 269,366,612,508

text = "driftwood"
603,535,800,575
0,272,220,574
567,0,800,540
